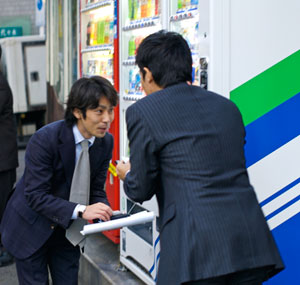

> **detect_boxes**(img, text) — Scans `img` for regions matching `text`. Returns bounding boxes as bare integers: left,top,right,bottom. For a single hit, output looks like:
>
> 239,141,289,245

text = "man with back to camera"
0,44,19,267
0,75,118,284
116,30,284,285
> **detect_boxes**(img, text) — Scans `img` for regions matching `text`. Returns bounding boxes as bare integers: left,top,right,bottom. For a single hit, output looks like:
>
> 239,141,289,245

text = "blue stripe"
154,252,161,282
149,258,155,274
260,177,300,207
264,212,300,284
265,194,300,221
244,92,300,167
149,235,160,274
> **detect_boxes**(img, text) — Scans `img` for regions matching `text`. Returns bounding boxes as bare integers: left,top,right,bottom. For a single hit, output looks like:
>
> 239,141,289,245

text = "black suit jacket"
0,120,113,259
124,83,284,284
0,71,18,172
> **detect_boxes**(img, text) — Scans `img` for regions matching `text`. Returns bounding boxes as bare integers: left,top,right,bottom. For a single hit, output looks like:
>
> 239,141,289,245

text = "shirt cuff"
125,170,130,177
71,204,81,219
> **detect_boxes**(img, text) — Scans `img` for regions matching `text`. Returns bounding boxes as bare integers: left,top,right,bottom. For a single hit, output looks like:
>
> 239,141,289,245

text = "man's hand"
116,161,131,181
82,202,113,221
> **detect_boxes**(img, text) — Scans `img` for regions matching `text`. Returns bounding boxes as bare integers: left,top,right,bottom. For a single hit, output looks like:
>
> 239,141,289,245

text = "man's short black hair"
65,76,118,126
135,30,193,88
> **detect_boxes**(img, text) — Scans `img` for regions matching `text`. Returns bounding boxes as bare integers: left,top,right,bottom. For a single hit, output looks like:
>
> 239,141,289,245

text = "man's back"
125,83,284,284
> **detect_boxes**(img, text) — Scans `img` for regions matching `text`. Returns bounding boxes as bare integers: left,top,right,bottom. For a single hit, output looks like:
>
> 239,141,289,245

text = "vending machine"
196,1,300,284
79,0,120,243
118,0,168,284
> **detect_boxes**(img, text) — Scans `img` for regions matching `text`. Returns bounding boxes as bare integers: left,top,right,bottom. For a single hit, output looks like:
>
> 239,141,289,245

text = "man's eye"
97,109,103,114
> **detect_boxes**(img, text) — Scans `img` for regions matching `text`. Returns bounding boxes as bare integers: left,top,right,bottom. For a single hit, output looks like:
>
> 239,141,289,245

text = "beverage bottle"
141,0,147,18
128,36,136,57
155,0,159,15
86,21,91,46
96,20,101,45
109,19,114,43
90,21,95,45
128,0,133,20
134,0,141,20
150,0,155,16
135,71,141,92
185,0,191,9
178,0,183,10
134,36,143,55
128,0,136,21
129,68,135,92
190,0,198,8
99,19,105,44
147,0,152,17
104,17,110,44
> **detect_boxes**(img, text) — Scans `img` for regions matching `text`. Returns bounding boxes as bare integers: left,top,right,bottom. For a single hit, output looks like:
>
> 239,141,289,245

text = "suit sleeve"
89,136,113,206
124,104,159,203
24,130,77,229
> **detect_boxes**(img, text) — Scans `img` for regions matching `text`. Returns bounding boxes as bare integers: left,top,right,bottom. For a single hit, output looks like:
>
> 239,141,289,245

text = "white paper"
80,211,155,236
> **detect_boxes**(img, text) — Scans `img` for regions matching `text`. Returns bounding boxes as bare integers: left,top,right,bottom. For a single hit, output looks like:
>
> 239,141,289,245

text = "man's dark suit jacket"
123,83,284,284
0,120,112,259
0,71,18,172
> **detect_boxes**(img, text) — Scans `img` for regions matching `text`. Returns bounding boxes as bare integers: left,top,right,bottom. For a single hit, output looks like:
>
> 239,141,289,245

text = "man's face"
74,96,114,139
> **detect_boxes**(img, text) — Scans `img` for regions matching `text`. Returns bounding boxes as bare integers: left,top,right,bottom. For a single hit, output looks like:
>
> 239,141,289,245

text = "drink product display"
128,67,142,94
128,0,160,20
127,35,144,58
172,1,200,85
178,0,198,10
190,0,198,8
86,54,113,83
86,17,114,46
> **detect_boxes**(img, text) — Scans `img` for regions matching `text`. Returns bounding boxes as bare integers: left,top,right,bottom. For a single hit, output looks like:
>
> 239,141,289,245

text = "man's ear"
143,67,154,83
73,108,82,120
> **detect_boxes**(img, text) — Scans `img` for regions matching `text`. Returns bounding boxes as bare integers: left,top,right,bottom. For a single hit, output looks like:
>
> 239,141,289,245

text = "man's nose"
102,111,110,122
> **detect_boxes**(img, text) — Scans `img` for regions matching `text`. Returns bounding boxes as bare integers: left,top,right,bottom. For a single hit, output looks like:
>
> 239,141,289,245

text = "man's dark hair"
135,30,193,88
65,76,118,126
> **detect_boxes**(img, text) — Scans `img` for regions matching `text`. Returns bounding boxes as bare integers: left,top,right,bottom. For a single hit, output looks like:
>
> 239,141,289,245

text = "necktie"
66,140,90,247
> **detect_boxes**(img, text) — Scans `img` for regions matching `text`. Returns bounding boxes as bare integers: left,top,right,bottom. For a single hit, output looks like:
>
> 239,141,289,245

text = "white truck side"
0,35,46,144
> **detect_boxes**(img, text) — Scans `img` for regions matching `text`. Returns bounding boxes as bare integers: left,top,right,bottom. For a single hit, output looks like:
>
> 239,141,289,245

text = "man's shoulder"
36,120,66,135
30,120,69,145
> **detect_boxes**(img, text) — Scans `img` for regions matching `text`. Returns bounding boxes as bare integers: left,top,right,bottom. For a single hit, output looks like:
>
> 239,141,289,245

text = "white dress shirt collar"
72,124,95,147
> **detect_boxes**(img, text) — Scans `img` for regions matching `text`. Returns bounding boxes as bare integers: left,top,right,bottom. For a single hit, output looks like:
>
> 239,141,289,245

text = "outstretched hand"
83,202,113,221
116,161,131,181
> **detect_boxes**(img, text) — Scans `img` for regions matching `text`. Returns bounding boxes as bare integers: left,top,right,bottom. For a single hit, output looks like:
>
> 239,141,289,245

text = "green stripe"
230,49,300,126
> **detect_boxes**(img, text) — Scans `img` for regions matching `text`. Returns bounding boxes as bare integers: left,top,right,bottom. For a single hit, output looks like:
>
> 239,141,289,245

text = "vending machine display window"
79,0,120,244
